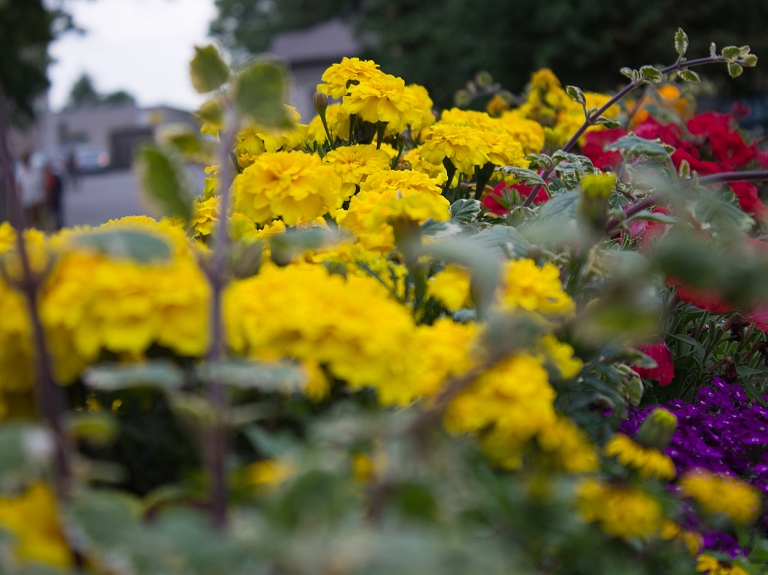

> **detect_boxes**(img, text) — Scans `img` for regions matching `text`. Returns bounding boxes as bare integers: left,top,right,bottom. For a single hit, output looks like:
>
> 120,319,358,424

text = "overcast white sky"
49,0,218,112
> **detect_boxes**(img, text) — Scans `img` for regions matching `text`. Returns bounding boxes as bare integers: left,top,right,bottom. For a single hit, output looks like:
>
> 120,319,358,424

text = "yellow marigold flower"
307,104,352,144
476,130,528,168
0,482,73,568
445,354,556,448
420,123,490,173
577,478,663,539
680,470,761,525
534,416,598,473
405,84,436,132
498,259,575,318
224,264,418,405
317,57,382,99
302,359,331,402
236,106,307,167
245,459,294,487
341,72,420,132
428,264,472,311
531,68,562,93
192,196,218,237
234,151,343,226
660,521,702,555
351,453,376,483
440,108,499,132
401,148,449,186
605,433,677,480
498,111,546,154
413,318,478,399
203,165,220,199
323,144,392,198
539,334,582,379
336,171,448,251
696,554,749,575
486,94,511,117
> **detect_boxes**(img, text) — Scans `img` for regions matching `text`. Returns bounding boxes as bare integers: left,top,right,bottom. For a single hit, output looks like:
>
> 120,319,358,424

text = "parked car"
72,144,111,174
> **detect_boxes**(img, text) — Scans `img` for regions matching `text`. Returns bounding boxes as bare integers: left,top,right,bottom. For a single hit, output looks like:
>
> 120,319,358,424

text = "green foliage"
137,146,194,225
65,74,137,110
190,45,230,94
71,229,172,263
234,61,291,127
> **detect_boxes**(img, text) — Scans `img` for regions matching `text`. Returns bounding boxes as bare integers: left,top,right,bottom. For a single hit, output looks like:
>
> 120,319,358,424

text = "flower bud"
580,173,616,199
635,408,677,450
578,172,617,233
313,91,328,114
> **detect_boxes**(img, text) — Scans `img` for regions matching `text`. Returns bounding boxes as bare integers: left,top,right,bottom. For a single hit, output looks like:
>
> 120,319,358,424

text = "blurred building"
270,18,360,120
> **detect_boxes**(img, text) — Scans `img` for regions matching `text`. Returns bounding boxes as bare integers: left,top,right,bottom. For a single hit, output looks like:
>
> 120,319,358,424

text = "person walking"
15,151,45,228
44,161,64,230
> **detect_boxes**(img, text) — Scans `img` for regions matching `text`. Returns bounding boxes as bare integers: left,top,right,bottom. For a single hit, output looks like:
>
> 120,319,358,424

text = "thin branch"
697,170,768,187
604,194,662,235
204,101,238,528
523,55,727,208
0,85,71,497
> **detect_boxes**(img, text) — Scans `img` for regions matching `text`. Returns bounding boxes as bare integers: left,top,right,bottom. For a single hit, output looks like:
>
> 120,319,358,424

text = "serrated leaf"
537,190,579,221
234,60,291,128
70,230,171,263
728,63,744,78
722,46,742,62
739,45,752,57
421,218,462,238
604,134,671,159
198,360,305,392
690,189,754,237
496,166,546,186
449,198,481,224
674,28,689,56
565,85,585,105
640,66,663,83
190,44,230,94
594,117,621,128
620,67,635,79
137,145,193,224
678,70,701,83
82,361,185,391
742,54,758,67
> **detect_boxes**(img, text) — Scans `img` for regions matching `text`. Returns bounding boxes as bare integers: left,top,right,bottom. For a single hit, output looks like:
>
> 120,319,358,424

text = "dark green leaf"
678,70,701,83
70,230,171,263
82,361,185,391
640,66,663,83
189,44,230,94
626,210,679,226
594,117,621,128
449,198,481,224
565,85,585,106
728,63,744,78
536,190,579,221
462,225,531,259
198,360,306,392
604,134,671,159
234,60,291,128
722,46,742,62
739,376,767,407
674,28,689,56
137,145,193,224
620,67,635,79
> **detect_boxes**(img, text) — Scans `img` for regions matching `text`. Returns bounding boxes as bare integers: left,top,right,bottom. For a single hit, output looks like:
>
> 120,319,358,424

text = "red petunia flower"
634,340,675,386
482,181,548,214
582,128,626,170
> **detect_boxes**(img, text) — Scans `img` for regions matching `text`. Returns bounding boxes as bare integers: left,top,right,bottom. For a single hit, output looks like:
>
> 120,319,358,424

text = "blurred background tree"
0,0,74,124
211,0,768,108
66,73,136,110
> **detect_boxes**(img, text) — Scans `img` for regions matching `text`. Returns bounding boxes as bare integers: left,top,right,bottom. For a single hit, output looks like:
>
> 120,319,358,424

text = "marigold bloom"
401,148,450,186
680,470,761,525
428,264,472,311
341,72,420,132
413,318,478,399
234,151,343,226
0,482,73,568
696,554,749,575
307,104,351,144
405,84,436,132
224,264,418,405
498,112,546,154
323,144,392,198
539,334,582,379
577,479,663,539
498,259,575,318
317,57,381,99
605,433,677,480
420,123,490,173
192,196,218,237
534,416,598,473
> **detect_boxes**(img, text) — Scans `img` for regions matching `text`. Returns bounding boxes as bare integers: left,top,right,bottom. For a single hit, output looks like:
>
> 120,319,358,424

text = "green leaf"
565,85,585,106
678,70,701,83
197,360,306,392
136,145,193,224
496,166,546,186
674,28,689,56
640,66,663,83
449,198,481,224
420,219,462,239
742,54,758,67
234,60,291,128
537,190,579,221
604,134,671,159
739,376,767,407
728,63,744,78
690,189,753,237
626,210,679,226
463,225,531,259
70,230,171,263
594,117,621,128
189,44,230,94
270,228,344,266
620,67,635,79
82,361,185,391
65,412,118,447
0,424,53,486
722,46,742,62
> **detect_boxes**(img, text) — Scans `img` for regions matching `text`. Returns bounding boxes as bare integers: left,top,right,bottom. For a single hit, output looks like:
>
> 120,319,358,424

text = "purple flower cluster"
622,377,768,556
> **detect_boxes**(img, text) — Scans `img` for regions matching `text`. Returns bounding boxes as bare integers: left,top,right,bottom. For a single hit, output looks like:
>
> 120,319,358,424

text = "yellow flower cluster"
605,433,677,480
224,264,419,406
307,104,351,144
577,478,663,539
499,258,575,317
323,143,392,198
234,151,343,226
680,470,761,525
0,482,72,569
696,554,749,575
235,106,308,168
534,416,598,473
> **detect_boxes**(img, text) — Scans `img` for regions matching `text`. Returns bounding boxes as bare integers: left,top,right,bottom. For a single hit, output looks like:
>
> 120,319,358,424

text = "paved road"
63,166,205,228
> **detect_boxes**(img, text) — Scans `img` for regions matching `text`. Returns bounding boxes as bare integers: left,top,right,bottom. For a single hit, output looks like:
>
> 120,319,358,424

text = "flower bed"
0,31,765,575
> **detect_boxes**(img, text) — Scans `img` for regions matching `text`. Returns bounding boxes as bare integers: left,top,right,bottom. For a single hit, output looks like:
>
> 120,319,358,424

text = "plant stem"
523,55,726,208
0,85,71,498
603,194,662,235
697,170,768,187
205,102,238,529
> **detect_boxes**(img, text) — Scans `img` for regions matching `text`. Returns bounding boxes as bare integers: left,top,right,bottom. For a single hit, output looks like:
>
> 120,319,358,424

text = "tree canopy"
66,73,136,109
211,0,768,108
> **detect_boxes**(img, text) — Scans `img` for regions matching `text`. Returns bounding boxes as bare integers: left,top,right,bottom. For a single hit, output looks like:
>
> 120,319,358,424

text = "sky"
48,0,218,112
